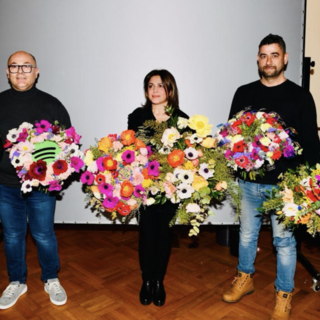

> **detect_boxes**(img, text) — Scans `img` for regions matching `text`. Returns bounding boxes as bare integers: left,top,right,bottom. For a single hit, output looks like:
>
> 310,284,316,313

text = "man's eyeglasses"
7,65,36,74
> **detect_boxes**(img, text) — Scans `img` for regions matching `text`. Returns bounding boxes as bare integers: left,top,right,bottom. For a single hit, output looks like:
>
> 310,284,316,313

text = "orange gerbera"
142,168,150,179
103,156,117,171
98,136,112,153
120,130,136,146
135,138,146,150
168,149,185,168
120,180,134,198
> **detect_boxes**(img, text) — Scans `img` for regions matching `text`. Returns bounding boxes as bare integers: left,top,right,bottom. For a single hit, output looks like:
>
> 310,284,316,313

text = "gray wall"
0,0,305,223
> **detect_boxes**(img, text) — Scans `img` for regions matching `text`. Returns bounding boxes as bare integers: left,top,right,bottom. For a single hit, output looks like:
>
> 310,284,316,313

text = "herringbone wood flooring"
0,225,319,320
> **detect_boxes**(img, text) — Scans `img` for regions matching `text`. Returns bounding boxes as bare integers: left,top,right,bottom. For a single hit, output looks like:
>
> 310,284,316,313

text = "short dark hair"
142,69,179,109
259,34,286,53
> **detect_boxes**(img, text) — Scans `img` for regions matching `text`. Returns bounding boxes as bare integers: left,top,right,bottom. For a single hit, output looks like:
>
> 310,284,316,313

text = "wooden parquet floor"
0,225,319,320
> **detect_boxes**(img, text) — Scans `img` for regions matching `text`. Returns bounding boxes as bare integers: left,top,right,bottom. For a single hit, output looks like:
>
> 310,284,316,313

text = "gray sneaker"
44,278,67,306
0,282,28,310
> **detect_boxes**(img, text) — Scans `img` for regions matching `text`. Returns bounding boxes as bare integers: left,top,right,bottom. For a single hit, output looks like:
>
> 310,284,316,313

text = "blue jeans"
0,184,60,283
238,179,296,293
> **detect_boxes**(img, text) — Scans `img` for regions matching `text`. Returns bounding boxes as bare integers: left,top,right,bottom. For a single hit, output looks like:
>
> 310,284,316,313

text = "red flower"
103,156,117,171
271,149,282,160
111,171,119,179
233,140,246,153
108,134,117,142
116,202,131,216
95,174,106,185
3,139,13,149
52,160,68,175
241,112,256,127
235,155,249,168
260,145,269,152
28,160,47,181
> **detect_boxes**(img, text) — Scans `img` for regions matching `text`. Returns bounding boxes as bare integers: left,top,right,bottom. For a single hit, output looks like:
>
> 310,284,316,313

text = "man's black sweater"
229,79,320,185
0,85,71,187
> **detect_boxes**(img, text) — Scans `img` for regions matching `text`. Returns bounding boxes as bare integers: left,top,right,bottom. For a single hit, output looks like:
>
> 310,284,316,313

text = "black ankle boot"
140,280,153,305
153,280,165,306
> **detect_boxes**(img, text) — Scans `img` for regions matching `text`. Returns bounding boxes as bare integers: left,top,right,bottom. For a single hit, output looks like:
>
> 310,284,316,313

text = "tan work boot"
270,290,292,320
222,271,254,303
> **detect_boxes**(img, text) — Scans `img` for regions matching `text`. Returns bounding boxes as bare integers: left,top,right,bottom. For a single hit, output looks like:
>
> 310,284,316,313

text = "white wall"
0,0,305,223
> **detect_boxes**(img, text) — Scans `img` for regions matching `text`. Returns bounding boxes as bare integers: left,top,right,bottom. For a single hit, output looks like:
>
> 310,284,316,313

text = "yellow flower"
231,134,243,144
84,150,94,166
184,161,195,170
201,137,218,148
261,123,272,132
192,174,208,191
142,179,153,188
188,115,212,137
260,137,271,146
98,136,112,153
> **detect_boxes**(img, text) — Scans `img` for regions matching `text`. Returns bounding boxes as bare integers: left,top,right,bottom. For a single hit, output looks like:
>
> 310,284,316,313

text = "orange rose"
120,130,136,146
299,213,311,224
135,138,146,150
168,149,185,168
120,180,134,198
98,136,112,153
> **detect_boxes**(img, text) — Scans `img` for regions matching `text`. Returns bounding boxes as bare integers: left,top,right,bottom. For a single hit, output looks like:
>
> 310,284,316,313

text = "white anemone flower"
150,186,160,195
7,128,21,143
173,168,185,181
177,183,194,199
199,163,214,180
159,146,171,154
146,198,156,206
67,143,82,158
12,155,24,168
21,180,34,193
184,147,198,160
179,170,194,184
161,127,181,147
189,134,203,144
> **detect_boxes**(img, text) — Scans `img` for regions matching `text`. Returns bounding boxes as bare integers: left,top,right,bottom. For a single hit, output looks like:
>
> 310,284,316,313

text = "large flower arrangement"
215,110,302,180
137,107,240,236
6,120,84,192
261,164,320,236
81,130,160,222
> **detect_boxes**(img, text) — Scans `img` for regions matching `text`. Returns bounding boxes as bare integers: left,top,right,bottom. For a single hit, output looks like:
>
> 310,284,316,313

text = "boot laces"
275,295,291,312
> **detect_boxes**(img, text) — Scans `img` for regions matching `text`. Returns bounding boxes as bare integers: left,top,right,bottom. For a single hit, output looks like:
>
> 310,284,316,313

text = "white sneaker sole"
0,285,28,310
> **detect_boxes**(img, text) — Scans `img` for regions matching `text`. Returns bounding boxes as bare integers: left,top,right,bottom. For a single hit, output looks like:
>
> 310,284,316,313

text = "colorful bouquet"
6,120,84,193
137,108,240,236
81,130,161,222
215,109,302,180
261,164,320,236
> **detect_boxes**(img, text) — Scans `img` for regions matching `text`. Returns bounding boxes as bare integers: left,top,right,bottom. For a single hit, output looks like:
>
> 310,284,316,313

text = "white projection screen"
0,0,305,224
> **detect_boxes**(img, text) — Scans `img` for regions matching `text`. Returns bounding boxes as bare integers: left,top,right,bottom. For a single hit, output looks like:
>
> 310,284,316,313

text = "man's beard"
259,64,285,78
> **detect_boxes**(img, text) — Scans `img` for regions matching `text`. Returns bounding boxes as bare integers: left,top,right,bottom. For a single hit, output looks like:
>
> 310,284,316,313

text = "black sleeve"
300,92,320,166
58,102,72,128
128,111,139,131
